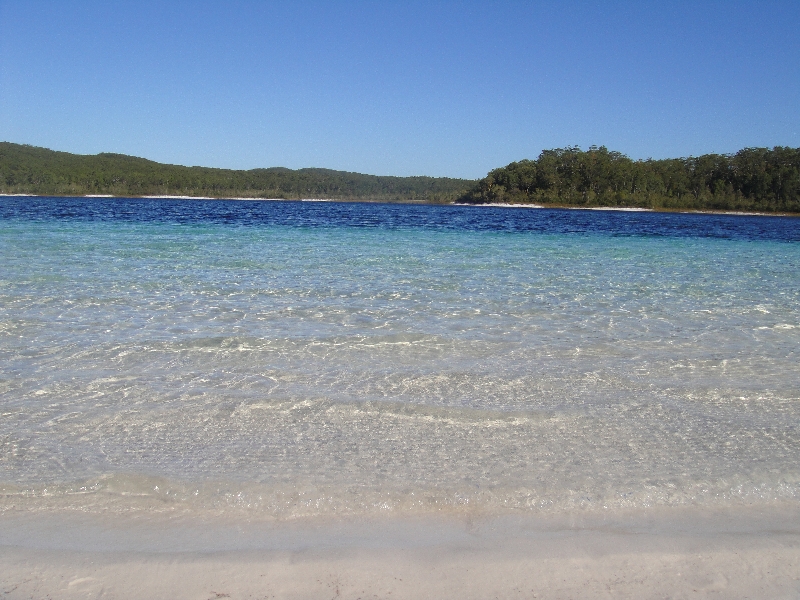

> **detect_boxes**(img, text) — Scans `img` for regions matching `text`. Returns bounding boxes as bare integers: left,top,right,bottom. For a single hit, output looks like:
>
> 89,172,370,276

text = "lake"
1,197,799,519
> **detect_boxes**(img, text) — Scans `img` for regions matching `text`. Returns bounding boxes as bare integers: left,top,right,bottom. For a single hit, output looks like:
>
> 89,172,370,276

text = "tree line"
458,146,800,213
0,142,470,203
3,142,798,212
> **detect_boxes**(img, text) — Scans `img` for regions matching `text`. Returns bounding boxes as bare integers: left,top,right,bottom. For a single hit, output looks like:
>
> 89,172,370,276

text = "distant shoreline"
3,192,799,217
3,142,798,213
456,201,800,217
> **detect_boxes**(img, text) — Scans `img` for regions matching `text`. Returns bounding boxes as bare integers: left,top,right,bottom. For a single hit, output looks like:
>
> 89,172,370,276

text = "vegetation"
459,146,800,213
0,142,471,203
3,142,799,212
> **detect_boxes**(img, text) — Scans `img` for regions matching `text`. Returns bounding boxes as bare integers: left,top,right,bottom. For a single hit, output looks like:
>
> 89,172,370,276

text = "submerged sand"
1,504,798,599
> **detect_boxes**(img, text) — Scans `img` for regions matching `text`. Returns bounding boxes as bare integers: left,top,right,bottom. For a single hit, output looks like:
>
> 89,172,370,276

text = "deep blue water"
2,196,798,241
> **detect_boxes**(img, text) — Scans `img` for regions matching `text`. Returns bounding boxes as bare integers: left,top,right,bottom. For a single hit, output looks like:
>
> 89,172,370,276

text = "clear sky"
1,1,798,179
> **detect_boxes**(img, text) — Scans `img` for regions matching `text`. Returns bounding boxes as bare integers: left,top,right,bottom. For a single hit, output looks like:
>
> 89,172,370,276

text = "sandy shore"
1,504,798,599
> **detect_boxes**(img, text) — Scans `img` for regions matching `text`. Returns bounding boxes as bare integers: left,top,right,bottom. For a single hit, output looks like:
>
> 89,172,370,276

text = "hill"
0,142,471,203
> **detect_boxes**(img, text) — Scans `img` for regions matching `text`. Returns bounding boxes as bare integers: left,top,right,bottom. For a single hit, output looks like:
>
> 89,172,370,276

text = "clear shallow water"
1,197,799,517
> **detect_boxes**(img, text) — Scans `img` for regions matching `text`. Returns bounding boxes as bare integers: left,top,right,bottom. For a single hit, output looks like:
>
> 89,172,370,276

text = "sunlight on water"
1,199,799,517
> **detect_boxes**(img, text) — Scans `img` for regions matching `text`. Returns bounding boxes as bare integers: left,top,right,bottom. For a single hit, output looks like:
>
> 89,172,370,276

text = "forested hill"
4,142,799,212
0,142,471,202
459,146,800,213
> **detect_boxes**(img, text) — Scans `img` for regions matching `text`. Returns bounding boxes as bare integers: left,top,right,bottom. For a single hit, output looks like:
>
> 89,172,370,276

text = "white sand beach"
1,504,799,599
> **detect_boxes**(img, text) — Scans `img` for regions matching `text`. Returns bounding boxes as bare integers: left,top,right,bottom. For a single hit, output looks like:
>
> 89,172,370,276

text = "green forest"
0,142,470,203
2,142,799,212
458,146,800,213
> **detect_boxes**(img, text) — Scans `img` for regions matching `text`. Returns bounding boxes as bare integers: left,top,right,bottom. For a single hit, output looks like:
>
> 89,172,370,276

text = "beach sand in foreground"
1,504,798,599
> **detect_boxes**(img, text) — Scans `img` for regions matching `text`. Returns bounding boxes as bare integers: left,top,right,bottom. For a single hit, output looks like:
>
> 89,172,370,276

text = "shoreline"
2,503,798,598
456,201,800,217
2,192,799,217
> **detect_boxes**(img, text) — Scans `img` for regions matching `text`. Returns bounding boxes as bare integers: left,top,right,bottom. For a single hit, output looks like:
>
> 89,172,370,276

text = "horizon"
1,1,799,179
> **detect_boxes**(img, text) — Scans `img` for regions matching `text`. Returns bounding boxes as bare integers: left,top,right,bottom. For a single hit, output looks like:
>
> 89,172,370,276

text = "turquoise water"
1,198,799,517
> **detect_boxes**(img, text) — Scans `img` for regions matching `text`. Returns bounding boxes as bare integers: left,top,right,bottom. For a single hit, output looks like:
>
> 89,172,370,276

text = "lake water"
1,197,798,519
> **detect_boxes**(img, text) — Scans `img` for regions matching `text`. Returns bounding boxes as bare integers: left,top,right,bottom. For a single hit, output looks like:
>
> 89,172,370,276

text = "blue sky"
1,1,798,179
